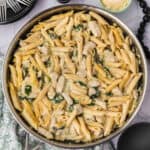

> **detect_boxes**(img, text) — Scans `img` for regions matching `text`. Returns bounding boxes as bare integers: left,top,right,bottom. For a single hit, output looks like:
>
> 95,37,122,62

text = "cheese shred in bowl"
101,0,131,12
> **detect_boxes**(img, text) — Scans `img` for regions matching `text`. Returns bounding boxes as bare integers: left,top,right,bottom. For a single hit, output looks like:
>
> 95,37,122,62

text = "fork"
7,0,22,13
0,0,7,22
24,133,42,150
17,0,33,7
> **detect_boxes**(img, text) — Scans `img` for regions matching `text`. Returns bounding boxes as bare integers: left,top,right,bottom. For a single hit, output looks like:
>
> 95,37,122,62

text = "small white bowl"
100,0,132,13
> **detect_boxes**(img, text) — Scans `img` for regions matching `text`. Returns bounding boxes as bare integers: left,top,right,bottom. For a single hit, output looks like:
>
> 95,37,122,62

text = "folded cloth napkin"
0,56,114,150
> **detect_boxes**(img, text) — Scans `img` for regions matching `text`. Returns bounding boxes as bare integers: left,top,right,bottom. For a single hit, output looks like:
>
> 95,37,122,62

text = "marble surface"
0,0,150,149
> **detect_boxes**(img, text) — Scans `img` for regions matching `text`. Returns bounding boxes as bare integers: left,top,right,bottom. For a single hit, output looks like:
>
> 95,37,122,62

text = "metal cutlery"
7,0,22,13
24,133,29,150
0,0,7,22
17,0,33,7
24,133,42,150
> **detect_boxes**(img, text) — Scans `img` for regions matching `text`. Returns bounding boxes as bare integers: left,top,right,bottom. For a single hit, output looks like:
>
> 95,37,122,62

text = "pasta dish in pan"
8,10,142,143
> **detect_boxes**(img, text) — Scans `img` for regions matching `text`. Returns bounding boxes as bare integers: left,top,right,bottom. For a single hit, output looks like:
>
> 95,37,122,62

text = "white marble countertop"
0,0,150,149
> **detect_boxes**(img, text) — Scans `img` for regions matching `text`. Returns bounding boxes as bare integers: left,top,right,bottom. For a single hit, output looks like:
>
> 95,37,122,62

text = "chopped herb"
52,93,64,103
73,99,79,104
88,101,95,106
90,87,100,99
49,32,59,39
67,105,74,112
25,85,32,95
78,113,83,117
90,94,98,99
103,67,113,77
106,92,113,96
77,81,87,87
58,126,65,130
73,24,84,31
94,49,112,78
114,124,119,129
94,48,104,65
44,60,51,67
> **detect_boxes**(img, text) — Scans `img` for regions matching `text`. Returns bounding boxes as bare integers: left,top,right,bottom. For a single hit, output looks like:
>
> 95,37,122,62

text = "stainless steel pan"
2,4,148,149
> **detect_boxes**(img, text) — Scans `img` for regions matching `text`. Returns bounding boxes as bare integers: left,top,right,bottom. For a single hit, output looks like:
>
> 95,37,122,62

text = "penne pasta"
64,54,76,74
38,127,53,139
51,47,71,52
83,108,106,117
16,48,38,56
108,96,131,102
8,10,143,143
22,100,38,129
89,11,108,25
90,36,106,48
64,74,87,83
126,73,142,94
15,55,22,88
9,65,18,88
20,39,43,51
66,17,74,40
78,117,91,142
105,79,121,93
104,117,114,136
86,54,92,79
9,82,22,111
43,20,59,30
41,29,54,46
49,10,73,21
119,101,130,127
119,71,130,89
35,53,50,77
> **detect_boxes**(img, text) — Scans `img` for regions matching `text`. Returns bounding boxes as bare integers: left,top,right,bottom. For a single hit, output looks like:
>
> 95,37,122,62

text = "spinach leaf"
49,32,59,39
77,81,87,87
94,49,113,78
73,99,79,104
103,67,113,78
25,85,32,96
88,101,95,106
44,60,51,67
52,93,64,103
73,24,84,31
67,105,74,112
90,87,100,99
94,48,104,65
106,92,113,96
